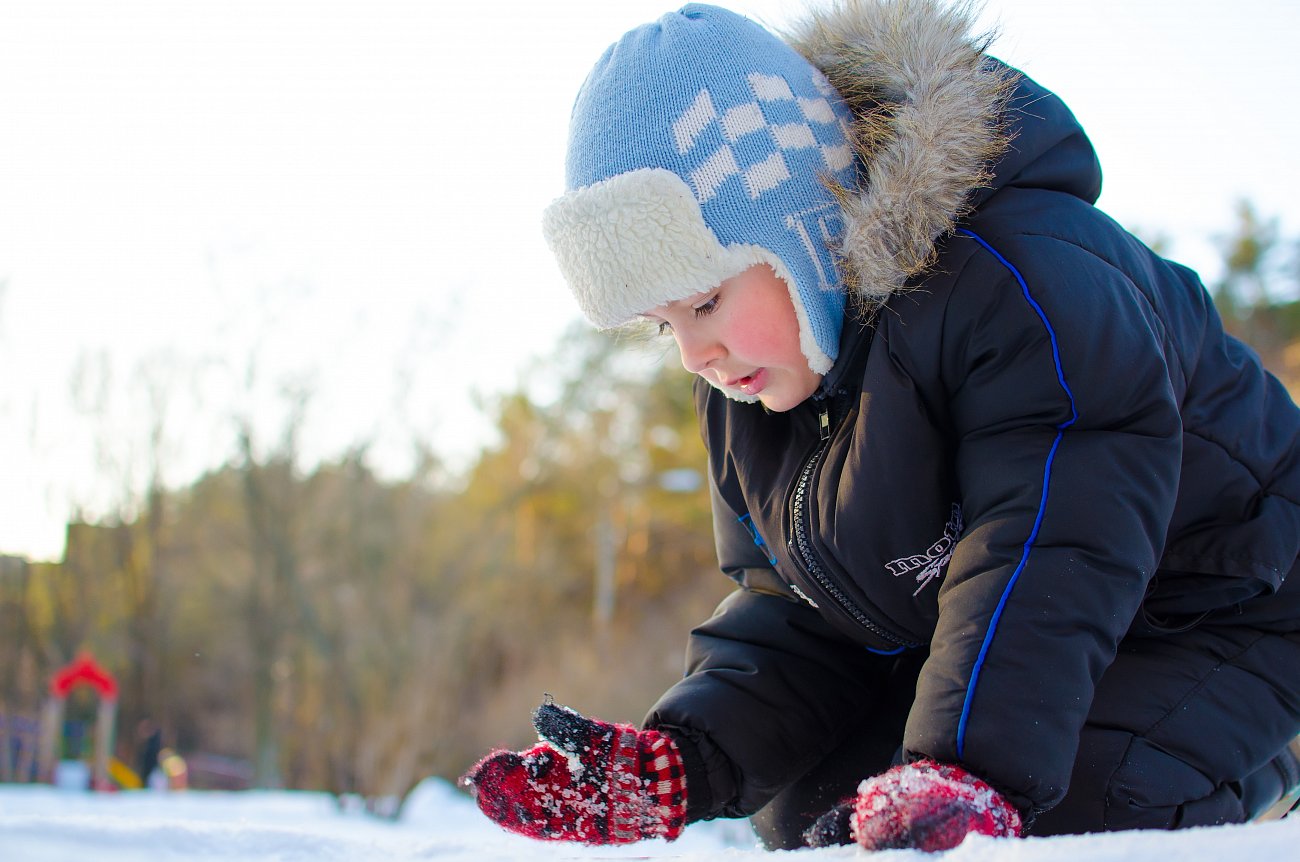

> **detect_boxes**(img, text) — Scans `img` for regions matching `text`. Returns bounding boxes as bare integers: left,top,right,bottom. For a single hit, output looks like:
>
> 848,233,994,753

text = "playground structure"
2,652,189,791
36,653,119,790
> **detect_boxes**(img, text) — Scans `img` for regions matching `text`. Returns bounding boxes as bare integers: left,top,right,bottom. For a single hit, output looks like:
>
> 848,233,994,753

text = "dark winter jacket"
643,0,1300,821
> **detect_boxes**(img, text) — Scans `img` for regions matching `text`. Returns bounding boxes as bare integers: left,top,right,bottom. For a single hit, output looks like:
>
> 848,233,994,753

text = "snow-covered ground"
1,777,1297,861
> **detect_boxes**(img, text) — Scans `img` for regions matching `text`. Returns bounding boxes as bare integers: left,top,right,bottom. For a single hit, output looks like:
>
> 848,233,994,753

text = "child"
464,0,1300,851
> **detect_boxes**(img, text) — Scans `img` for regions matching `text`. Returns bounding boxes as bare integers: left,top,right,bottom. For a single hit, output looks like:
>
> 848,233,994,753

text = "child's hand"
461,700,687,845
805,759,1021,851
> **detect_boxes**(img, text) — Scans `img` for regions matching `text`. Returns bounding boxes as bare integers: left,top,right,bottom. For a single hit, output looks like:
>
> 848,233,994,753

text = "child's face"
645,265,822,412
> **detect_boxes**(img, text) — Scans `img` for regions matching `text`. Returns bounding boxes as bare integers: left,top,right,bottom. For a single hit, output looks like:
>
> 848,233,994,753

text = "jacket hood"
785,0,1102,308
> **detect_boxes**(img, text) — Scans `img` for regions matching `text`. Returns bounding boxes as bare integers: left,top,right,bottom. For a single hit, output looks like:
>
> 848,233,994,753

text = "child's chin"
757,392,801,413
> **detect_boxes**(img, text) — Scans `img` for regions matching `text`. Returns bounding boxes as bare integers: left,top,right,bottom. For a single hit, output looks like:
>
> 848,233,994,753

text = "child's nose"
676,331,723,374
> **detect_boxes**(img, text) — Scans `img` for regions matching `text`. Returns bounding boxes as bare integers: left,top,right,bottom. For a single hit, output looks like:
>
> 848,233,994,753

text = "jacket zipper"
788,397,919,650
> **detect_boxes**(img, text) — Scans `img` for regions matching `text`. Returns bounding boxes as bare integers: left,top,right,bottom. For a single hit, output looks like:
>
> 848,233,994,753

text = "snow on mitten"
461,700,687,845
807,759,1021,852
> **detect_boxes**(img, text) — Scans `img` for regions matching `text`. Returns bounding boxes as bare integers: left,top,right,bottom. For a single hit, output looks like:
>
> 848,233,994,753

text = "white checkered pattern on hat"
672,71,853,204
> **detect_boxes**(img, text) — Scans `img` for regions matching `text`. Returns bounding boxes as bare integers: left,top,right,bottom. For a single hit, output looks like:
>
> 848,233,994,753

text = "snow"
1,778,1297,861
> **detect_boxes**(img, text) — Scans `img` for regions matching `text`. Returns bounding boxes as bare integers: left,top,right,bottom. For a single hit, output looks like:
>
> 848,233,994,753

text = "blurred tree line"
1,201,1297,804
1213,202,1300,374
0,324,727,801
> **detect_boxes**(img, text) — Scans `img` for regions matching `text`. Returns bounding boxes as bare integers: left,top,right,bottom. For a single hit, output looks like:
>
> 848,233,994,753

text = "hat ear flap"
543,168,768,328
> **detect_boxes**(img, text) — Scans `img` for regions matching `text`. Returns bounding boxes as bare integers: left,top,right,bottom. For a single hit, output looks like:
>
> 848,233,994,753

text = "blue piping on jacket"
738,513,778,565
953,229,1079,759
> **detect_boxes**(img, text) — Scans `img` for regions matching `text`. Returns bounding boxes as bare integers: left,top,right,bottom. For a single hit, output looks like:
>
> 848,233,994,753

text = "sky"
3,778,1300,861
2,0,1298,561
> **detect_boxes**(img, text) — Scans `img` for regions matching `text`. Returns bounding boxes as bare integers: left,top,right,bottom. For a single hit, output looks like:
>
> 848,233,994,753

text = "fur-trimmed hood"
786,0,1102,308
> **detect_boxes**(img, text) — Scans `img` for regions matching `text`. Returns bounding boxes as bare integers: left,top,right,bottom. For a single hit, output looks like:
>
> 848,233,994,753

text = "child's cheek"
731,317,795,366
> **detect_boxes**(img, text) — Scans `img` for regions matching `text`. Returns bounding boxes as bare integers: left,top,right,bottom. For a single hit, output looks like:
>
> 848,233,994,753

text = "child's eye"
693,295,719,318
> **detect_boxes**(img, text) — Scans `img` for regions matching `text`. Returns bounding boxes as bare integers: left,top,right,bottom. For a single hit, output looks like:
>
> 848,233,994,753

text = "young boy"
464,0,1300,850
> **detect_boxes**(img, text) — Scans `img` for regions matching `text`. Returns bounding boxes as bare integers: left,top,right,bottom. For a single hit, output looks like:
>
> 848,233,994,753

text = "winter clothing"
749,648,923,848
805,759,1021,851
542,3,858,377
462,702,687,844
630,0,1300,840
532,0,1300,848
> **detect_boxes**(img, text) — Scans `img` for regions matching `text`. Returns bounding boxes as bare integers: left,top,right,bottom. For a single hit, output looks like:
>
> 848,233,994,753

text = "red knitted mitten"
807,759,1021,852
462,700,687,845
852,760,1021,851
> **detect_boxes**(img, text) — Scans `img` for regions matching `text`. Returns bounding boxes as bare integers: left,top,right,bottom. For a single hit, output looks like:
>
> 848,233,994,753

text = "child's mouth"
735,369,766,394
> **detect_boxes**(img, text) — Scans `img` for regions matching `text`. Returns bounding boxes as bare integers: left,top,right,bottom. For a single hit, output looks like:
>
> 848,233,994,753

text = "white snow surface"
1,778,1297,861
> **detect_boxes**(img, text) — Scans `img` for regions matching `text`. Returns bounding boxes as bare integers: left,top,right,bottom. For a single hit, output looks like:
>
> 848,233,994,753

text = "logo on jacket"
885,504,963,596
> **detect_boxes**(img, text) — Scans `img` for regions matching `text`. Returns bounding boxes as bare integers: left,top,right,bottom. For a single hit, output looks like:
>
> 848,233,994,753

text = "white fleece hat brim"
543,167,775,327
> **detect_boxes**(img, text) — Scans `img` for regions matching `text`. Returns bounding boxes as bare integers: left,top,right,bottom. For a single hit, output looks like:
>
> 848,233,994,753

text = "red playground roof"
50,653,118,699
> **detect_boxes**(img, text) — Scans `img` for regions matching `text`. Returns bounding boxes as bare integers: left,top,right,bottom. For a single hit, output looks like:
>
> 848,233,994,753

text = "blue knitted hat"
542,3,858,376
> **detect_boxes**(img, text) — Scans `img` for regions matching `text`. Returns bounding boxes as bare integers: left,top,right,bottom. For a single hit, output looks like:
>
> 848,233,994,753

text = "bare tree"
235,380,320,789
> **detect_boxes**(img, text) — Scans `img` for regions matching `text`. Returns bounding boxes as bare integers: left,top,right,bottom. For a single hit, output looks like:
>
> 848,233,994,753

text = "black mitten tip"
804,799,856,848
532,700,600,753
